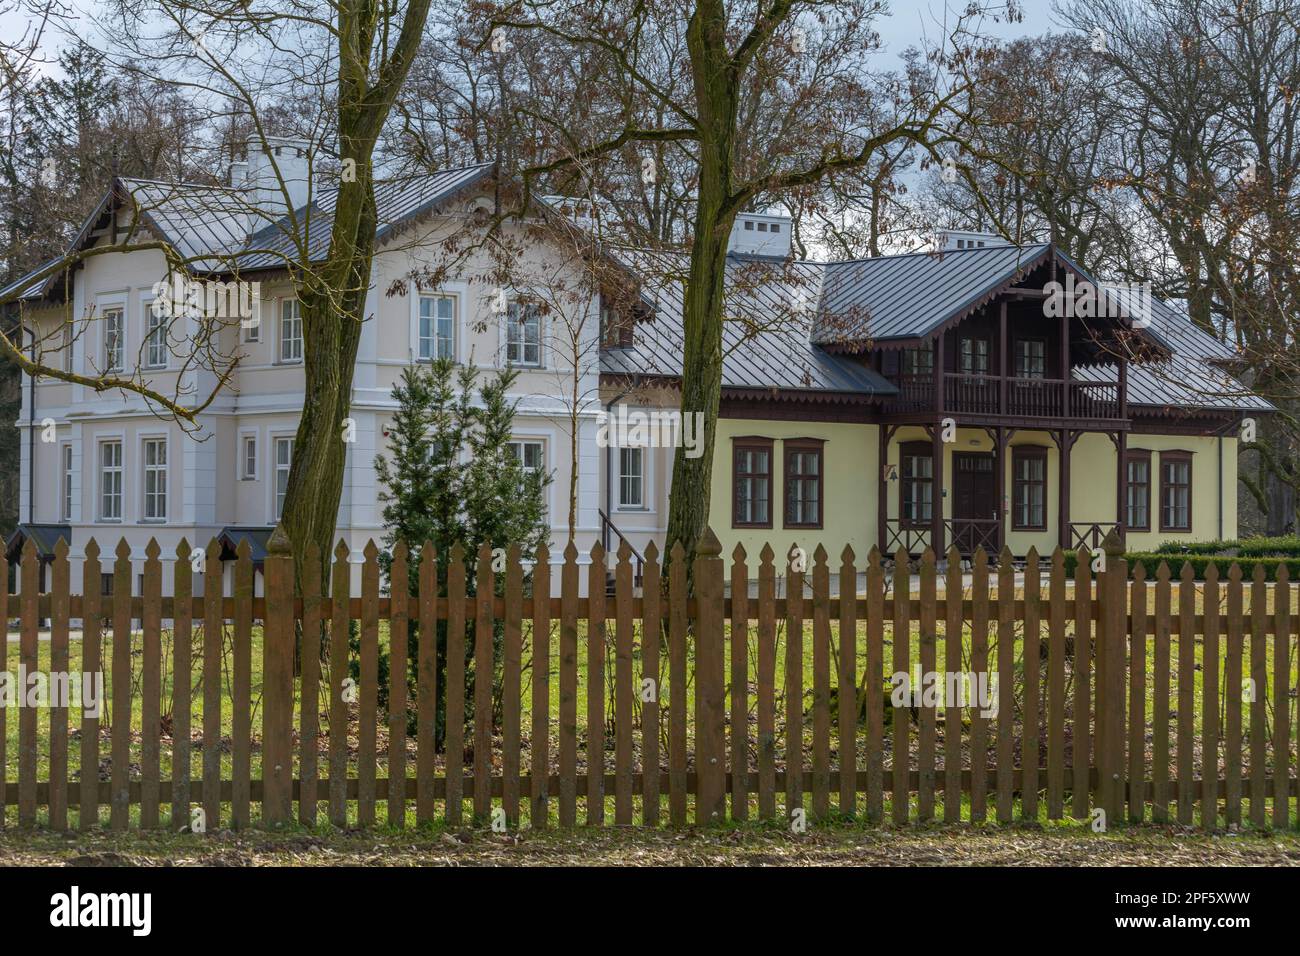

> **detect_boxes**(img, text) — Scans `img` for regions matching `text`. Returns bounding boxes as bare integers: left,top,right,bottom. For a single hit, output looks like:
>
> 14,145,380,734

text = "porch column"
932,331,947,557
1058,428,1072,550
877,425,888,554
999,300,1008,414
1115,429,1127,540
931,424,945,555
1060,302,1070,415
1118,352,1128,419
995,426,1006,552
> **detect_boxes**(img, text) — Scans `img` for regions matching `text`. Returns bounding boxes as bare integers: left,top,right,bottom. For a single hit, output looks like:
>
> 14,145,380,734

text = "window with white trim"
60,443,73,521
103,306,124,372
279,299,303,363
273,437,294,521
145,304,167,368
142,438,167,521
99,440,123,521
506,301,542,366
418,294,456,361
506,439,544,474
618,447,644,509
242,435,257,480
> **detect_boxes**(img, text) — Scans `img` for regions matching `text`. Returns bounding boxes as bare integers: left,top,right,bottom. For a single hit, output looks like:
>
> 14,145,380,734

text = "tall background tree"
448,0,1018,570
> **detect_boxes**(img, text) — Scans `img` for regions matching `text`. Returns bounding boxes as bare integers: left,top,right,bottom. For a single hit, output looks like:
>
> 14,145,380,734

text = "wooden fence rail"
0,528,1295,832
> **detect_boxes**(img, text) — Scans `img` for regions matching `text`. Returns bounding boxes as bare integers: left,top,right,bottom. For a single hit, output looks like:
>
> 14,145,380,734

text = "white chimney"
728,212,792,258
935,229,1011,252
243,136,311,220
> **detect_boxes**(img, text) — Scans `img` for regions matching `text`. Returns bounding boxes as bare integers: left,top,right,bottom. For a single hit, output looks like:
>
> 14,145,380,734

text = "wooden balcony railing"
889,372,1124,421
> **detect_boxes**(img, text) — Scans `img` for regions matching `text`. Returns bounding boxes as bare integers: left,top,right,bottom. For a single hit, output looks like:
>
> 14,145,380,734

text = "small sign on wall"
882,463,898,481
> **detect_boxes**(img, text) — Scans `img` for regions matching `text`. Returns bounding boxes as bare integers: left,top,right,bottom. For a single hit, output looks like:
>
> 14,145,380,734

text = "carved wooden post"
261,524,295,825
1099,529,1127,822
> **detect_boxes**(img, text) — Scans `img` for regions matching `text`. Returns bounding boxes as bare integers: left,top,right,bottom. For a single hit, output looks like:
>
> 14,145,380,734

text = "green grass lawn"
1,815,1298,866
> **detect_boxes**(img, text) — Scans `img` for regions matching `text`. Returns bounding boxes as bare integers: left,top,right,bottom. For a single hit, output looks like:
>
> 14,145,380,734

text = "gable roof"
601,249,895,399
1,162,498,299
226,162,495,272
613,240,1268,414
814,242,1053,344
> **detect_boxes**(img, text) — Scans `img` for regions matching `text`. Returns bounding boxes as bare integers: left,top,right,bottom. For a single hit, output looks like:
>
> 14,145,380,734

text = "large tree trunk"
664,0,735,579
279,132,379,583
272,0,431,585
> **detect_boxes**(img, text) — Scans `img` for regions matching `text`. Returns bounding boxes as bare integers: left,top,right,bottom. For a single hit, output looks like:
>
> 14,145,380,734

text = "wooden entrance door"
952,452,999,553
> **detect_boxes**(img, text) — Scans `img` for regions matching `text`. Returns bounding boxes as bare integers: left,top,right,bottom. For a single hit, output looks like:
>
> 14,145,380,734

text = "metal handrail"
598,509,644,586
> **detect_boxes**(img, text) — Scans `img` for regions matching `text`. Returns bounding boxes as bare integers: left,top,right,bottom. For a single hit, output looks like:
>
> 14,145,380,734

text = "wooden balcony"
891,373,1123,422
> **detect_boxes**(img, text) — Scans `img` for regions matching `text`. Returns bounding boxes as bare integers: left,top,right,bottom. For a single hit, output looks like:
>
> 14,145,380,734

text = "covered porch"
877,423,1130,558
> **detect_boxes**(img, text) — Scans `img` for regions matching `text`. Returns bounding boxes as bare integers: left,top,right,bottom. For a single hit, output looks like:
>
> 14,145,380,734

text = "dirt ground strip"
2,824,1300,866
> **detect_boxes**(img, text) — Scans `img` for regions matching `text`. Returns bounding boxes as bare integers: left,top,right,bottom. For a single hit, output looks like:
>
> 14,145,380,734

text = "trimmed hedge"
1063,549,1300,580
1152,535,1300,558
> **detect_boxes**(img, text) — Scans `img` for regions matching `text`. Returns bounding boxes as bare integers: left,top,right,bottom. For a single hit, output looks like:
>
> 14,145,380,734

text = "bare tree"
470,0,1015,571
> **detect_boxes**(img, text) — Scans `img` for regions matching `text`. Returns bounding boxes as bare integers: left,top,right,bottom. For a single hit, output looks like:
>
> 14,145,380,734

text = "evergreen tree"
372,358,550,743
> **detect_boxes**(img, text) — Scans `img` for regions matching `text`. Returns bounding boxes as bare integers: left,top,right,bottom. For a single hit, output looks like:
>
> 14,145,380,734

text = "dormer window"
600,297,635,349
901,347,934,377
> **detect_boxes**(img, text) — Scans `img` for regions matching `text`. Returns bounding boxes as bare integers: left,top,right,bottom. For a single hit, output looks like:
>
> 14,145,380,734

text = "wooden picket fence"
1,527,1296,831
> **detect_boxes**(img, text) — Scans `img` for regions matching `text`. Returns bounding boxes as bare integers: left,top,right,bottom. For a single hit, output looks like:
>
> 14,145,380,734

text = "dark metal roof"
217,526,273,564
814,243,1052,343
601,249,895,398
1073,358,1273,412
122,178,258,262
5,524,70,562
224,162,496,272
12,163,499,289
0,259,62,303
607,241,1268,413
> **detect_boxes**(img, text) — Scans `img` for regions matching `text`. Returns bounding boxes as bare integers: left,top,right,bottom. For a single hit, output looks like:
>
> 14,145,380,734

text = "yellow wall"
1085,433,1237,551
709,418,879,563
709,419,1238,559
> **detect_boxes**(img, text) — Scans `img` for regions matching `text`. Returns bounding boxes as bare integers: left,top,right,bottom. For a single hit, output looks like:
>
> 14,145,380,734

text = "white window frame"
61,323,74,373
272,435,294,522
416,292,458,362
144,299,168,369
240,432,258,481
505,437,550,517
98,438,123,522
141,436,168,522
243,298,262,343
102,304,125,372
616,446,648,511
278,298,303,364
507,438,545,473
60,442,73,522
505,301,543,368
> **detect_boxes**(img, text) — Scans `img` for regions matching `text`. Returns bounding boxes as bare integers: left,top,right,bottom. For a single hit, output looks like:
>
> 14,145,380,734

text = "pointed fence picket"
1,529,1296,833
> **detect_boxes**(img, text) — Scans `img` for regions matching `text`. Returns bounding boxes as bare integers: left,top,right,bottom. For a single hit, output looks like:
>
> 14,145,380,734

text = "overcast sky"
877,0,1065,55
8,0,1069,79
